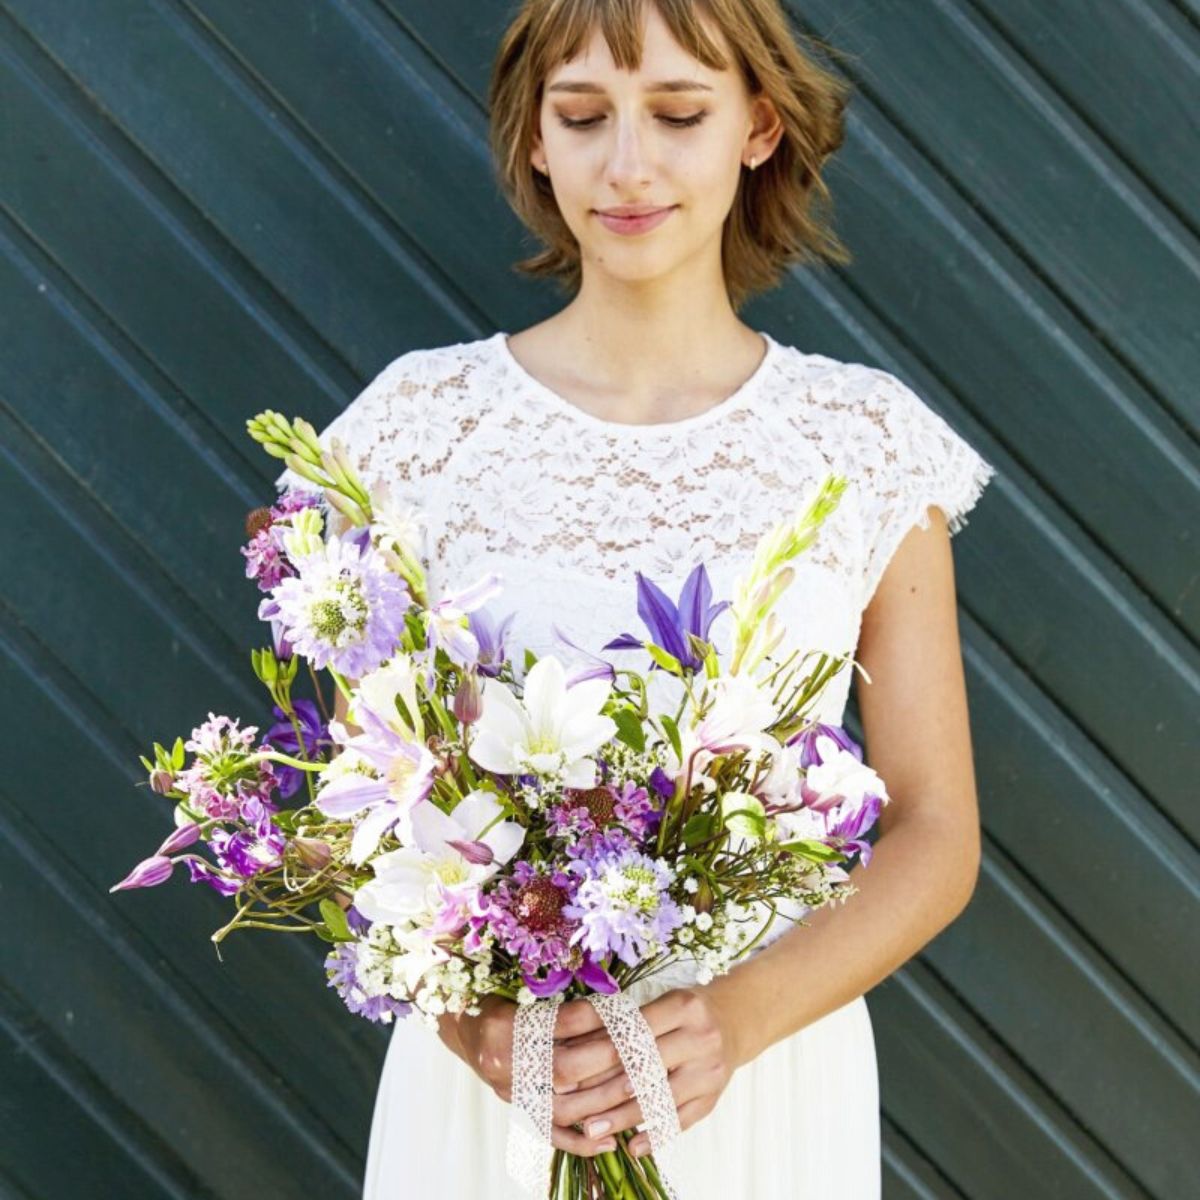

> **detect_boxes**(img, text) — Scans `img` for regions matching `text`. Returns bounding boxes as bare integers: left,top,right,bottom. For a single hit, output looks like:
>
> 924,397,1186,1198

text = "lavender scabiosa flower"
264,699,332,798
564,840,683,968
260,533,410,679
175,713,279,822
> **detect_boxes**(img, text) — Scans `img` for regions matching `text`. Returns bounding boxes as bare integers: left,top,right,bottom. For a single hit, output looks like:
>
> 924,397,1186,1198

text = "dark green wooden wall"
2,2,1196,1196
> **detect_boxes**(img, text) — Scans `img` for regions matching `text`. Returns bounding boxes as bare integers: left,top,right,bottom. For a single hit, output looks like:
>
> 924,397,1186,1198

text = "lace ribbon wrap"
507,991,684,1198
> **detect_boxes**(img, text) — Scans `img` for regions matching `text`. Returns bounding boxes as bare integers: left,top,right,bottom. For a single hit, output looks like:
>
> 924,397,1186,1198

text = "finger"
576,1064,703,1140
628,1095,710,1157
638,989,694,1037
549,1122,617,1157
553,999,606,1041
552,1068,634,1127
554,1034,622,1089
563,1060,625,1094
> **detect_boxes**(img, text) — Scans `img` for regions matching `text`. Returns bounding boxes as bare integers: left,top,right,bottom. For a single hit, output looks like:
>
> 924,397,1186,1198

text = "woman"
279,1,995,1195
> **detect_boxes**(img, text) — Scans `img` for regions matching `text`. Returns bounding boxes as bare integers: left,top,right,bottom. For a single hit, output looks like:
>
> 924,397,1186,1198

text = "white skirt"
361,978,881,1199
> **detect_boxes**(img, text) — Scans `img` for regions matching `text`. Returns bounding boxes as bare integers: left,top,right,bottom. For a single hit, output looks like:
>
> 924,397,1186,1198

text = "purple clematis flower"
264,699,333,798
603,563,730,673
467,607,517,679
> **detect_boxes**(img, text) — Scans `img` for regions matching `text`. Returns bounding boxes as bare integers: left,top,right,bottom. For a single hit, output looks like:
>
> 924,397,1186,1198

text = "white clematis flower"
353,654,425,741
467,655,616,787
353,789,525,927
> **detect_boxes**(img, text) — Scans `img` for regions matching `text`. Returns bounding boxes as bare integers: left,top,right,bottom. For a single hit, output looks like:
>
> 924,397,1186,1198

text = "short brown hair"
488,0,854,310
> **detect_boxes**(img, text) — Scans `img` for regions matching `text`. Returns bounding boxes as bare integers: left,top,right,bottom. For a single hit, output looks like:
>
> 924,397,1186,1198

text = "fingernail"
623,1078,635,1097
587,1119,612,1137
600,1139,616,1152
555,1082,579,1094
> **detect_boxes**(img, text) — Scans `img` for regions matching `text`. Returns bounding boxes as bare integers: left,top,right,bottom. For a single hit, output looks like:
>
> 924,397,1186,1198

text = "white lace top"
274,329,995,727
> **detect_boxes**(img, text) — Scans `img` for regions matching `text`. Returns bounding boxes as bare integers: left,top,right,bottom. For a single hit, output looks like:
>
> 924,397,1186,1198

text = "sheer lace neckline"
490,328,781,435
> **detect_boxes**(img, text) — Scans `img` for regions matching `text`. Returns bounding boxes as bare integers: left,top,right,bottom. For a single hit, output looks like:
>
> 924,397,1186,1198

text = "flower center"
606,865,660,913
516,876,570,933
565,785,617,827
310,579,368,645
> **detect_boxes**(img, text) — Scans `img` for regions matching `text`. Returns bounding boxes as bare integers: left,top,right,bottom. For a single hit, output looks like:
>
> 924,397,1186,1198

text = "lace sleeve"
855,366,996,611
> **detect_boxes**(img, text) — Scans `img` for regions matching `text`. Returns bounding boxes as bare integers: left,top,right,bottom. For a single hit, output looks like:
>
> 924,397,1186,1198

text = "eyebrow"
545,80,715,95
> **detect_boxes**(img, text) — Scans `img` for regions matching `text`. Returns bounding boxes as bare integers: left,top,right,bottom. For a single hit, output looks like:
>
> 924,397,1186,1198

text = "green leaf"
776,839,848,863
720,791,766,841
611,707,646,753
645,642,683,677
319,898,354,941
659,714,682,764
682,812,717,847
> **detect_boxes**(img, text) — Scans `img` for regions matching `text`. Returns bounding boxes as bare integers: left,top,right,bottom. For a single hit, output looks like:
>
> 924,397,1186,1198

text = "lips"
593,205,677,236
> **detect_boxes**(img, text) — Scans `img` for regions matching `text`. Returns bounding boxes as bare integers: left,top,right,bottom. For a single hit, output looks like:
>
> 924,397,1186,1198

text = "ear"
530,124,547,175
744,93,784,168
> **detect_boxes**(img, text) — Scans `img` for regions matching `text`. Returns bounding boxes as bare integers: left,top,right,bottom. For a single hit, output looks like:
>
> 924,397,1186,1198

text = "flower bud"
149,768,176,795
453,673,482,724
109,854,174,894
156,822,200,856
292,836,333,870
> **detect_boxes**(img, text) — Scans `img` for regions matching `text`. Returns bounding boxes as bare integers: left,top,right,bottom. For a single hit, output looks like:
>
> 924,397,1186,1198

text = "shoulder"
769,340,923,413
364,333,500,397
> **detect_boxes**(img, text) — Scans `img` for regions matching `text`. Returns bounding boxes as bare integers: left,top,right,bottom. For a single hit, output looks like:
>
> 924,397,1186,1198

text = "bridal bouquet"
111,410,889,1199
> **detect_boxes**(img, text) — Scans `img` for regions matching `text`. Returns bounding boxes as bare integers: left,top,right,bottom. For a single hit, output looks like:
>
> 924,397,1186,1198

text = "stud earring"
748,155,758,170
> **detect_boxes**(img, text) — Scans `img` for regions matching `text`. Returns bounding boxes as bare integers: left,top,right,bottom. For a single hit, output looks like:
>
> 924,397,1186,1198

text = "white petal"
563,757,598,788
409,801,462,854
349,803,401,865
522,656,567,734
467,728,523,775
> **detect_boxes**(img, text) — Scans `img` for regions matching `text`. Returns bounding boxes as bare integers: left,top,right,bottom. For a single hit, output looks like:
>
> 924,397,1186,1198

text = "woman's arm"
548,505,985,1153
706,502,983,1064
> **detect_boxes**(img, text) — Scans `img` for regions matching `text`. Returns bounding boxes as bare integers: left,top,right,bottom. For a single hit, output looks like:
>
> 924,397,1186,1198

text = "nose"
605,112,654,191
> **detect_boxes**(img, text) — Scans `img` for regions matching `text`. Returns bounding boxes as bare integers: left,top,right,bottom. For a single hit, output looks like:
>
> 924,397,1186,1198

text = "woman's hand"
440,998,623,1158
550,984,746,1157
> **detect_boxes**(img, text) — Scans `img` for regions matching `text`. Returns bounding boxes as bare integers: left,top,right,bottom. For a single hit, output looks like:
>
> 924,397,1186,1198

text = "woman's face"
533,5,775,289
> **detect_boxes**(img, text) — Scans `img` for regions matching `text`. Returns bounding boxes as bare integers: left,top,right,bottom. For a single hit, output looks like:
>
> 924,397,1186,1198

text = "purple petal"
576,957,620,994
156,822,201,856
447,838,494,866
525,969,573,998
634,572,689,663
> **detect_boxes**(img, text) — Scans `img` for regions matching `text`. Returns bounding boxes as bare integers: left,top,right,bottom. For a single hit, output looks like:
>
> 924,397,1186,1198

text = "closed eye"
556,113,707,130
